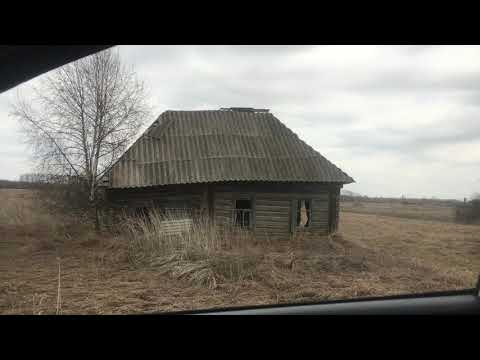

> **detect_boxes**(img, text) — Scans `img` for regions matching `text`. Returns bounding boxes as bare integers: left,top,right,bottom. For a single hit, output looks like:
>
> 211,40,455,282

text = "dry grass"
340,212,480,292
0,189,94,251
341,200,456,222
0,189,478,314
121,209,268,288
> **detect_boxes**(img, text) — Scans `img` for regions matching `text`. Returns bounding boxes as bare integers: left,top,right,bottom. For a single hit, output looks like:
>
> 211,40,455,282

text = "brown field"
1,189,479,314
341,199,456,222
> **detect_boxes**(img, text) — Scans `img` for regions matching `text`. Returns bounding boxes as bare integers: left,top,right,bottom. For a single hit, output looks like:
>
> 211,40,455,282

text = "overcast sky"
1,45,480,200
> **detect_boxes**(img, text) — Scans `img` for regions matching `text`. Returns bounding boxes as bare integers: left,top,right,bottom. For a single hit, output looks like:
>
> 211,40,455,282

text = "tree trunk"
94,204,100,232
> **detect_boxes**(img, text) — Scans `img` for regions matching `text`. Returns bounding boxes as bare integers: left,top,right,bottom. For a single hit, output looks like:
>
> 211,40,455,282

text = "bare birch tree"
11,48,150,230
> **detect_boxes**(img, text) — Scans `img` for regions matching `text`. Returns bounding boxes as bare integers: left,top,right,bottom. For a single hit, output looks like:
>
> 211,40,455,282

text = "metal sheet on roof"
108,110,354,188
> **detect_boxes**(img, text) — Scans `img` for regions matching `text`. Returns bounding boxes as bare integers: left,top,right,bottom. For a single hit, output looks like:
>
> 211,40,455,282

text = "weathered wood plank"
256,203,290,208
212,183,338,194
255,205,291,212
251,193,256,229
257,192,329,199
256,197,292,203
158,219,193,235
256,212,290,219
257,212,290,222
215,203,232,210
256,212,290,218
255,225,290,231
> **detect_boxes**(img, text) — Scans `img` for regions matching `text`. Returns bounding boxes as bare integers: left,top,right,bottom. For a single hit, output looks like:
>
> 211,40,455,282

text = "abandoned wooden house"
103,107,354,239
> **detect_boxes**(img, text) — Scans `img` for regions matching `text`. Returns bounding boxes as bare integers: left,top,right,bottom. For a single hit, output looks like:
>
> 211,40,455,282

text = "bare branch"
10,48,151,229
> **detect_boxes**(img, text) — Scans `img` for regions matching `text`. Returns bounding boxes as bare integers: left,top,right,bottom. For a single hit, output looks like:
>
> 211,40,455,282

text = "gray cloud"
1,45,480,199
400,45,436,54
345,70,480,93
332,118,480,166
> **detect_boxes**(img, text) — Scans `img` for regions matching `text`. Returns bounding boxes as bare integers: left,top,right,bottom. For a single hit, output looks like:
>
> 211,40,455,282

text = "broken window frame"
232,198,253,229
296,199,312,229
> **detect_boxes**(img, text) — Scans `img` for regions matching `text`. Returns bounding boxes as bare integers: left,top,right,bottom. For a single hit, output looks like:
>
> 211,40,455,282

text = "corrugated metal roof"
107,109,354,188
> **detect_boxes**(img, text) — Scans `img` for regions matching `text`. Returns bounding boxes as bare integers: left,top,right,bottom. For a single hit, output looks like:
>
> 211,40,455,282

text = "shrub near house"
456,199,480,224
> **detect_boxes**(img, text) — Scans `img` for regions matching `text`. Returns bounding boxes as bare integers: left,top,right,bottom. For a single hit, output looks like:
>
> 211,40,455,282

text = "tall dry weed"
119,209,360,290
121,209,265,288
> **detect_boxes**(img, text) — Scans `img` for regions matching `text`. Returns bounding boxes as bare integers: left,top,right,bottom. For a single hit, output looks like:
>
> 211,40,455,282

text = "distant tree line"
340,194,462,207
0,179,38,189
0,175,84,190
18,173,82,185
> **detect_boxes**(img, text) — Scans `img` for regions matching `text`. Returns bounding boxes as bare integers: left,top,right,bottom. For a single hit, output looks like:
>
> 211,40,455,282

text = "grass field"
341,199,458,222
1,189,479,314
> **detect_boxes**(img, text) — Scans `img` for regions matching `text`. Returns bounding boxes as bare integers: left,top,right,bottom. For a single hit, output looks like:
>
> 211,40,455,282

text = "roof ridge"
165,109,274,113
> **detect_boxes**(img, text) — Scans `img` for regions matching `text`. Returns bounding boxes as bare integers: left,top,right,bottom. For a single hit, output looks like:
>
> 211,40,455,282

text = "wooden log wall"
106,185,203,214
211,182,340,239
106,182,342,238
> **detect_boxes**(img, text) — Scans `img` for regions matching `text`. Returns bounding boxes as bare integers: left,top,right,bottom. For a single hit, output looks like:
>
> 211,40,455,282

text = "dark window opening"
233,199,252,228
297,200,311,228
